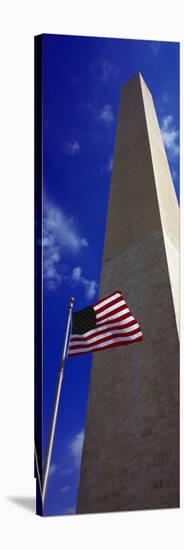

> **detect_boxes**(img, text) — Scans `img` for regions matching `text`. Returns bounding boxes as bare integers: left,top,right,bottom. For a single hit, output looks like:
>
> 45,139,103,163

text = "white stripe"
70,322,138,342
96,308,129,324
68,331,142,354
69,324,139,347
93,292,121,311
96,299,126,319
70,315,134,339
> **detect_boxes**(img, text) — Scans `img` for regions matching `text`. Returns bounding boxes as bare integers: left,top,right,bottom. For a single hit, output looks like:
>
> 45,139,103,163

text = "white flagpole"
42,296,75,505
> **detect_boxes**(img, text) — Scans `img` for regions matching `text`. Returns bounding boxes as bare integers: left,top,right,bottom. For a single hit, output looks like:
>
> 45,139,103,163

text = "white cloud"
98,104,114,124
43,202,95,296
101,60,113,81
63,141,80,155
172,169,177,181
87,102,114,125
71,266,98,300
43,201,88,290
72,266,82,282
85,280,98,300
64,506,75,515
161,115,179,158
44,202,85,252
60,485,70,493
68,430,84,469
90,59,119,83
81,237,88,247
107,157,113,172
49,464,57,477
60,467,72,475
162,92,169,105
150,41,160,56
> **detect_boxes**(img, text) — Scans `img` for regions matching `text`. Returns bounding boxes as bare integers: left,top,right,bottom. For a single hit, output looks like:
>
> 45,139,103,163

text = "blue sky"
41,34,179,515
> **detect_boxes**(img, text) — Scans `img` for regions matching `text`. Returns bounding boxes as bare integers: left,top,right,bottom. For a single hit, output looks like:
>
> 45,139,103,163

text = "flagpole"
42,296,75,505
34,441,42,498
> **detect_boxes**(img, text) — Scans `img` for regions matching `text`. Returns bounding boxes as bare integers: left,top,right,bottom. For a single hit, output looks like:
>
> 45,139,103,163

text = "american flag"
67,290,143,357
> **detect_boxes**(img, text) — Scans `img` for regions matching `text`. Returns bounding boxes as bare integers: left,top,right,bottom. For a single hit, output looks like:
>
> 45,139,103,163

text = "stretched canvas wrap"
34,34,180,516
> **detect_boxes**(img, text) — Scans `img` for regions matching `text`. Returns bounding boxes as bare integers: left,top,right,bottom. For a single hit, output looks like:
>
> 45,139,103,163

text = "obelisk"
77,73,179,513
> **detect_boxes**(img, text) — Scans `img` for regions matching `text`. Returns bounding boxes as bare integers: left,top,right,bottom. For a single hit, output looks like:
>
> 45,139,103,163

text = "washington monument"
77,73,179,513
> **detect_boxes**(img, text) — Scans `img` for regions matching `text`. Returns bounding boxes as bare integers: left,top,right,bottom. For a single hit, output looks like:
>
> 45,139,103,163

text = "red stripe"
96,303,129,322
68,335,143,357
69,328,141,349
93,295,124,315
70,322,139,342
92,290,122,308
96,312,132,325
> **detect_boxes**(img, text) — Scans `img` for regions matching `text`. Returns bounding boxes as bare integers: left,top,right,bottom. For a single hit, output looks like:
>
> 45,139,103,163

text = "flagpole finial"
70,296,75,306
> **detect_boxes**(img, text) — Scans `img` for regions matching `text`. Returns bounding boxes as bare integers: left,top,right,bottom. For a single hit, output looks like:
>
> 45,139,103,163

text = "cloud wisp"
101,60,114,81
162,92,169,106
88,102,114,125
72,266,98,300
64,506,75,515
161,115,179,158
62,141,80,155
90,58,119,83
150,41,160,56
68,430,84,469
107,156,113,172
49,463,57,477
43,201,88,290
43,201,97,297
60,485,71,494
98,104,114,124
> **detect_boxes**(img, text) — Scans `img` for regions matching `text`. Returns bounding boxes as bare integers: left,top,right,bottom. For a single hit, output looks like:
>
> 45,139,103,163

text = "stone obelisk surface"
77,73,179,513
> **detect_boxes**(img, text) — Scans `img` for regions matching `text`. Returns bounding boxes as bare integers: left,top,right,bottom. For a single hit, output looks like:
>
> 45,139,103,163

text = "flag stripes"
96,308,130,324
93,291,121,311
96,299,126,319
71,322,139,342
68,332,143,355
67,290,143,357
69,327,140,347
